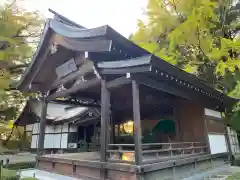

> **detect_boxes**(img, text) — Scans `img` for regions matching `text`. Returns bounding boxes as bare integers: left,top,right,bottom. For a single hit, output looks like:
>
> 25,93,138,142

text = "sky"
23,0,147,37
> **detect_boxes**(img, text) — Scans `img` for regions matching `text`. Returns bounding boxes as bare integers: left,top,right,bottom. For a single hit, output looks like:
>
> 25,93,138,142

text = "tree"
0,0,43,121
131,0,240,128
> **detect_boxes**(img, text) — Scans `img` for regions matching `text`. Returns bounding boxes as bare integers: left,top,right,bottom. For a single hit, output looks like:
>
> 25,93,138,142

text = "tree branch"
196,26,206,56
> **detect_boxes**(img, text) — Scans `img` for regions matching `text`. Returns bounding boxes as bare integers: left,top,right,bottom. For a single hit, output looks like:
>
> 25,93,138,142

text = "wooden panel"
177,100,205,142
38,161,53,172
55,162,73,177
75,166,100,179
107,170,136,180
207,119,225,133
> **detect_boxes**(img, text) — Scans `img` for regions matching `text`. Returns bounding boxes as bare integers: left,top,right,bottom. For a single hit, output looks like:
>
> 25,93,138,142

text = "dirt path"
204,166,240,180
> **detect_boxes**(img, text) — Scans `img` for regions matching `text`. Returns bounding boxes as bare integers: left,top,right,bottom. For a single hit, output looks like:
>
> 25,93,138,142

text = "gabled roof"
97,55,236,108
16,10,237,110
17,14,148,92
15,99,100,126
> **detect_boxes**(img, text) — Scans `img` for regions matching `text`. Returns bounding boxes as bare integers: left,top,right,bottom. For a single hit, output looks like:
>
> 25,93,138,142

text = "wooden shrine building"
17,10,237,180
15,99,101,153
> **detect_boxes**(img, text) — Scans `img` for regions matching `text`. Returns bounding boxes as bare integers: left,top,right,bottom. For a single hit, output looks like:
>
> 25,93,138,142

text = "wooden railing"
107,142,207,163
108,144,135,162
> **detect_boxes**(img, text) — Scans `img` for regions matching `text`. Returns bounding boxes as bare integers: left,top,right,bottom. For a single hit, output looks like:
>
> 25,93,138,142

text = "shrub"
232,153,240,166
4,162,36,170
2,175,20,180
1,168,19,180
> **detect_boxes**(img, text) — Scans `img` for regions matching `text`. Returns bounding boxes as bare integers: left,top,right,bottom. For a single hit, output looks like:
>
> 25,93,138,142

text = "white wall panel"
208,134,227,154
32,123,39,134
69,125,77,132
62,123,69,133
53,134,61,149
31,135,38,149
204,108,222,118
45,125,54,133
44,134,54,149
55,125,62,133
26,124,33,131
61,133,68,148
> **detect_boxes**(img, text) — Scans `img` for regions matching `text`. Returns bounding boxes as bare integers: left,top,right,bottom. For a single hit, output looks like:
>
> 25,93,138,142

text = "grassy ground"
2,168,38,180
2,168,17,177
228,172,240,180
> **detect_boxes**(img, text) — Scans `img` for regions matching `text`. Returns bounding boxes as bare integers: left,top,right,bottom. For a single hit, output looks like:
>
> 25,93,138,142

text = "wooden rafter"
106,76,131,89
50,61,94,90
47,79,100,101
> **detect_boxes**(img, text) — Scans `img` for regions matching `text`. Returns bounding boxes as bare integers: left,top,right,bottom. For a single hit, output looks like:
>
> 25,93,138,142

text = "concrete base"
183,165,230,180
36,153,229,180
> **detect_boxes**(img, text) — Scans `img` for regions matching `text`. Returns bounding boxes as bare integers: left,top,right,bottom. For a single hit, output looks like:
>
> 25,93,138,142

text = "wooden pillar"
223,113,233,162
132,80,142,165
37,98,48,156
23,125,27,143
84,127,87,142
100,80,110,179
203,114,211,154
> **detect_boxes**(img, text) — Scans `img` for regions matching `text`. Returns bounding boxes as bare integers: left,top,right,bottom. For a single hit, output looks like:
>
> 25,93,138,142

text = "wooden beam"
100,80,111,179
50,61,94,90
132,74,218,109
37,98,48,156
47,79,100,100
106,76,131,89
54,36,113,52
51,99,100,108
132,80,143,165
132,74,190,100
99,65,150,75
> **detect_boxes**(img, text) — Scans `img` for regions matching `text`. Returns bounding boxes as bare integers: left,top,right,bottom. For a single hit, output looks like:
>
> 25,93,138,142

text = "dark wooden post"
132,80,143,165
100,80,110,179
37,97,48,156
223,112,233,163
23,125,27,146
203,114,211,154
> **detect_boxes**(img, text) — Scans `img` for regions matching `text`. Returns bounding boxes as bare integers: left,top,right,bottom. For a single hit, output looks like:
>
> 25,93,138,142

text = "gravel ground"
0,153,36,164
204,166,240,180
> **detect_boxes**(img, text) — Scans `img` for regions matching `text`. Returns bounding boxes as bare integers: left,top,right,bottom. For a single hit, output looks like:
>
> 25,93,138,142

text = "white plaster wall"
61,133,68,148
44,134,54,149
204,108,221,118
62,123,68,133
31,135,38,149
26,124,33,131
32,123,39,134
55,124,62,133
45,125,55,133
53,134,61,149
208,134,227,154
69,125,77,132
